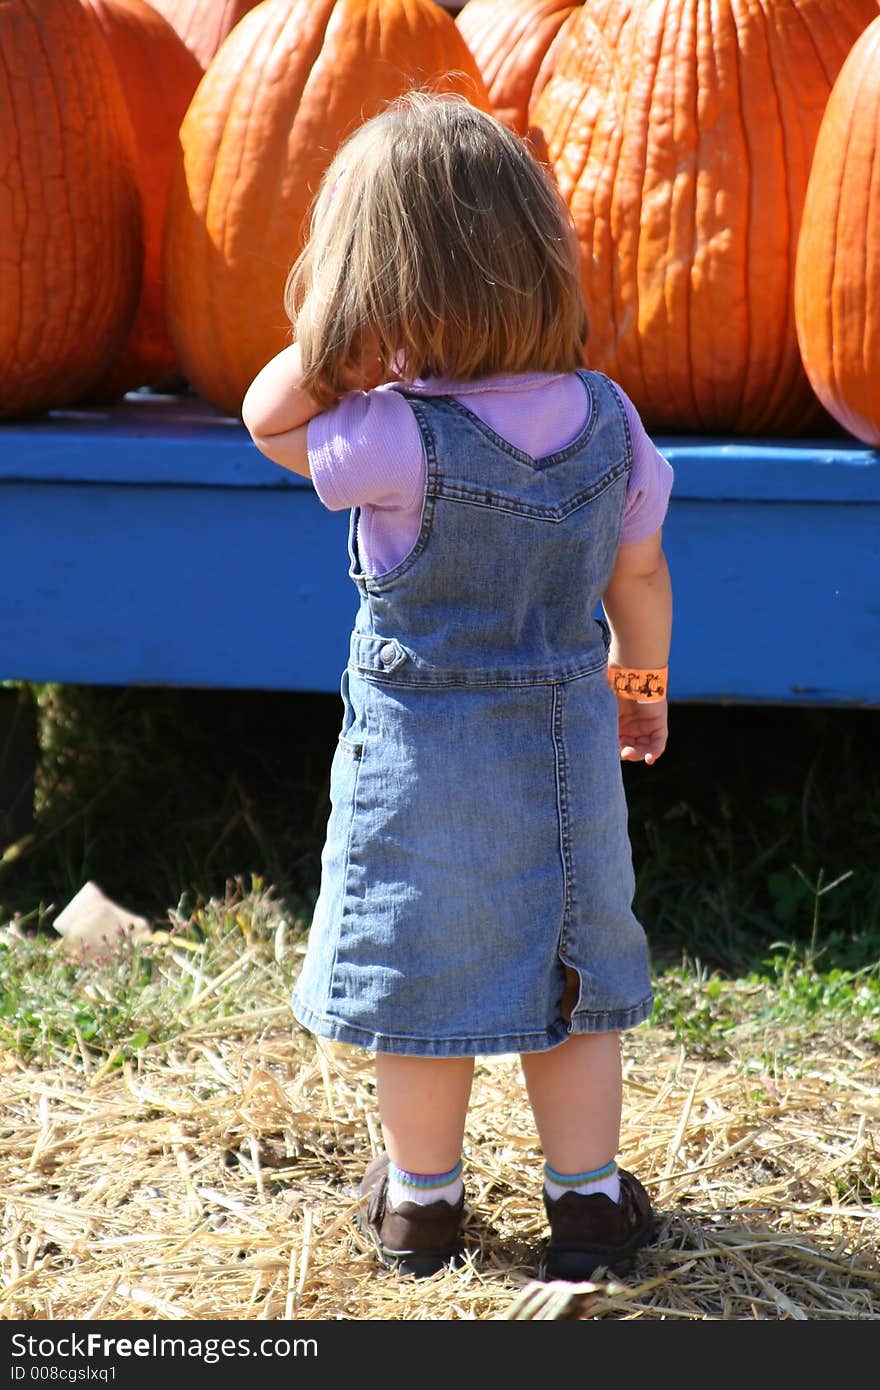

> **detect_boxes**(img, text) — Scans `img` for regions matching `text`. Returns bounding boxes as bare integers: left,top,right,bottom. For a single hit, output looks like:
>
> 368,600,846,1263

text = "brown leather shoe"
357,1152,466,1278
539,1169,655,1281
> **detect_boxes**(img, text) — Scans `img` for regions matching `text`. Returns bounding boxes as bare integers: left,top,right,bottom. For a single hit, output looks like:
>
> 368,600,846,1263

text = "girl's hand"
339,355,384,393
339,331,385,393
616,697,668,765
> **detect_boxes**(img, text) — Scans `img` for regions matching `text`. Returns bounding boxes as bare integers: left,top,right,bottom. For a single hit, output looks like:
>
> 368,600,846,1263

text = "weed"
0,876,306,1067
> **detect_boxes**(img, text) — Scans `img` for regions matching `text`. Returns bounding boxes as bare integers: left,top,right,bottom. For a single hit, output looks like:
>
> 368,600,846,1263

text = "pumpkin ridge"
294,3,360,139
788,0,836,86
205,4,322,406
146,1,262,70
745,0,797,435
693,3,725,430
643,1,677,421
17,18,55,363
791,0,853,86
728,3,755,434
843,50,873,420
855,38,879,405
669,0,700,429
212,10,294,264
37,1,133,378
30,10,78,366
855,122,872,394
80,0,203,398
2,0,141,416
794,13,880,443
589,10,632,397
213,59,274,397
733,0,777,434
796,50,844,409
828,88,859,429
558,13,608,378
624,6,661,414
863,92,880,395
753,0,857,434
771,2,846,433
3,80,23,365
221,2,328,251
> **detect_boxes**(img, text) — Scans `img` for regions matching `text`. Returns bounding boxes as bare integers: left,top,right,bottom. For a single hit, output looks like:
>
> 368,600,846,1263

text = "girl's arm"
601,527,672,765
241,343,324,478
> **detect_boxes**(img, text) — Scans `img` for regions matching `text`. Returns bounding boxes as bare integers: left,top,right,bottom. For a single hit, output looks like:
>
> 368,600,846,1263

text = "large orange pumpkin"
164,0,490,416
794,15,880,447
80,0,203,399
532,0,879,435
0,0,142,420
456,0,581,135
142,0,262,68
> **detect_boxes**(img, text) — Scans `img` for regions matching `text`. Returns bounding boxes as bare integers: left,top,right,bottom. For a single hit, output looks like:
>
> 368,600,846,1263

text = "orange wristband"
607,665,668,702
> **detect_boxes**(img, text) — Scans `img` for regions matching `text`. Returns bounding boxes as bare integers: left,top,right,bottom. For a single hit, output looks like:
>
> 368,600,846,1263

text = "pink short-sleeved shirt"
307,372,673,576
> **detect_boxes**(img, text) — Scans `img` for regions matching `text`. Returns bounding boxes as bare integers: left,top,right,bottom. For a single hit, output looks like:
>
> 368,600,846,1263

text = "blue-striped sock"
387,1159,464,1208
544,1159,621,1203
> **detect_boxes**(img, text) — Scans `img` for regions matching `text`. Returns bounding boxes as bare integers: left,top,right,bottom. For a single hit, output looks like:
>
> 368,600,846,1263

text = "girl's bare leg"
519,1032,622,1174
374,1054,475,1172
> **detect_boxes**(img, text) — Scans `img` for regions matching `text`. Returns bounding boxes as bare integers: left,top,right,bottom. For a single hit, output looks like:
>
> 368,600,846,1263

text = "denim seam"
292,998,573,1054
291,996,654,1054
551,683,575,960
414,370,599,468
326,710,367,1009
568,993,655,1032
348,656,609,689
427,465,628,521
603,376,634,555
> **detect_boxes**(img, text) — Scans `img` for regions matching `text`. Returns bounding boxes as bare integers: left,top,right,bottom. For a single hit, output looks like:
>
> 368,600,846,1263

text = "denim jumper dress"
292,370,654,1057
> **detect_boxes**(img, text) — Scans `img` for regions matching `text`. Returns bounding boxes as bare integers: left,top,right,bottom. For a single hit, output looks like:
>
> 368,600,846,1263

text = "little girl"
242,92,673,1282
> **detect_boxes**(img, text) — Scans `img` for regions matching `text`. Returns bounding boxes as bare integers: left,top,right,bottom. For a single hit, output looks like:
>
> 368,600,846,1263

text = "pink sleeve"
618,389,674,544
306,387,425,513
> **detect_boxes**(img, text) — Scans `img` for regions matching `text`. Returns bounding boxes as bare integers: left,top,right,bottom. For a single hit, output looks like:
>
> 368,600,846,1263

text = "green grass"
2,867,877,1078
0,874,305,1068
650,953,880,1064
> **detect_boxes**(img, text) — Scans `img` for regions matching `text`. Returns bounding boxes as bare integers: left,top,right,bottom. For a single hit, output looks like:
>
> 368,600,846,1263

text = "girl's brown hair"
286,91,588,404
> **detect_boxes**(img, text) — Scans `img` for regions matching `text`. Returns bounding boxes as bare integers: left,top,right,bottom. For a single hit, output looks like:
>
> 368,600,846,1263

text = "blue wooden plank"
664,499,880,706
0,480,352,691
2,396,879,499
659,437,880,502
0,397,301,489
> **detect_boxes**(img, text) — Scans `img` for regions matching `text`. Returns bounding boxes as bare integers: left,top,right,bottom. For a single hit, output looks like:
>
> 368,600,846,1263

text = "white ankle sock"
544,1159,621,1203
387,1159,464,1208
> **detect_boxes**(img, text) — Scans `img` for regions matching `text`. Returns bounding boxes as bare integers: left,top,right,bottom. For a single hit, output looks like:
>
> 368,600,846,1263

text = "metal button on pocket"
378,642,397,665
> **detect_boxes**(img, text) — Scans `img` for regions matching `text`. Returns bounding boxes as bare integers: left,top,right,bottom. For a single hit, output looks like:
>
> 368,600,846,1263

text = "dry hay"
1,1015,878,1321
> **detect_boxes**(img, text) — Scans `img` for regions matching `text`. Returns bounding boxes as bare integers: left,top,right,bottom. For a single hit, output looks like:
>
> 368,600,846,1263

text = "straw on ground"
2,1007,877,1320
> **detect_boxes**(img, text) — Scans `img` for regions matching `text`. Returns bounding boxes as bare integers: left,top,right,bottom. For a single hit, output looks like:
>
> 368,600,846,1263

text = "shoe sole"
538,1215,655,1283
356,1207,465,1279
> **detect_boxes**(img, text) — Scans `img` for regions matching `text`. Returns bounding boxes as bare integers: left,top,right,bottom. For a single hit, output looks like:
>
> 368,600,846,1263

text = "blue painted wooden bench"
2,395,879,706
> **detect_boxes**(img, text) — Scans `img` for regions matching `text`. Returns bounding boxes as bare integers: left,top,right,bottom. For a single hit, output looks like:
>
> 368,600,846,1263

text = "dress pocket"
337,667,366,757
